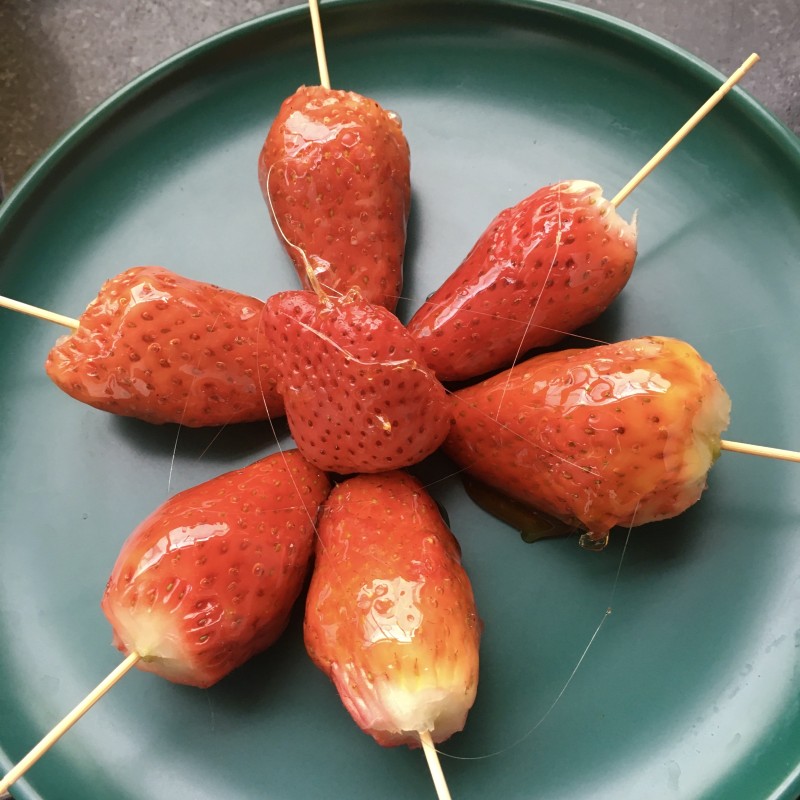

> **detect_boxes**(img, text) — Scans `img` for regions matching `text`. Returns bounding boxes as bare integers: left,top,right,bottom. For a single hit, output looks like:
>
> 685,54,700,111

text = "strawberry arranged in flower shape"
258,85,411,312
45,266,284,426
445,336,731,545
102,450,331,688
408,180,637,381
263,288,451,474
304,471,481,746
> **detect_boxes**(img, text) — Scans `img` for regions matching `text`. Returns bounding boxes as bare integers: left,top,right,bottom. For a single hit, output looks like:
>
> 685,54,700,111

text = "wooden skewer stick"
0,652,140,795
611,53,760,208
0,295,78,330
721,440,800,463
419,730,453,800
308,0,331,90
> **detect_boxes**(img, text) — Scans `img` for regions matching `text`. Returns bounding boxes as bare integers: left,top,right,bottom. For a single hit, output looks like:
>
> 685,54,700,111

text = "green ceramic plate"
1,1,799,798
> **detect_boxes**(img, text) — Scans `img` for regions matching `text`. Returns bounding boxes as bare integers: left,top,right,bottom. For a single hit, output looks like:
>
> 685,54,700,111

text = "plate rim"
2,0,799,234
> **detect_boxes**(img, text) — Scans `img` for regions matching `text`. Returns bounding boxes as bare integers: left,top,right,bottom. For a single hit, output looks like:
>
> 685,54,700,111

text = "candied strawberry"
407,180,637,381
304,471,481,747
45,266,284,426
445,337,731,543
258,85,411,312
102,450,331,688
263,289,451,474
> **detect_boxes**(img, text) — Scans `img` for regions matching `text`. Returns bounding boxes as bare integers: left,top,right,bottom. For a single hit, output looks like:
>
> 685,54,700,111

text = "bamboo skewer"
419,730,453,800
0,652,140,795
721,440,800,463
611,53,759,207
0,295,78,330
308,0,331,90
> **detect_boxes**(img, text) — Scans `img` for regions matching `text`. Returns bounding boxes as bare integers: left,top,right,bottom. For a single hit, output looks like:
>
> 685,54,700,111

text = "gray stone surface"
0,0,798,195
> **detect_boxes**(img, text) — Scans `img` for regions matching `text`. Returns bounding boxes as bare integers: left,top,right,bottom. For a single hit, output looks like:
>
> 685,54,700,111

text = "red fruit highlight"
45,266,284,427
102,450,331,688
445,337,730,543
263,289,451,474
304,471,481,747
259,85,411,312
408,180,637,381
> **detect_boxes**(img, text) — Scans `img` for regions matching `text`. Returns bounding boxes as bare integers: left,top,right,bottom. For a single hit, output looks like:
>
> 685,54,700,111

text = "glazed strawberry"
407,180,637,381
45,266,284,426
258,85,411,312
445,337,731,544
304,471,481,747
263,288,451,474
101,450,330,688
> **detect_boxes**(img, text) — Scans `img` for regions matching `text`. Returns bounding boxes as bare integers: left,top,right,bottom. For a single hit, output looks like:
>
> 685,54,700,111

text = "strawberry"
444,337,731,544
263,288,451,474
101,449,331,688
304,471,481,747
45,266,284,427
407,180,637,381
258,85,411,312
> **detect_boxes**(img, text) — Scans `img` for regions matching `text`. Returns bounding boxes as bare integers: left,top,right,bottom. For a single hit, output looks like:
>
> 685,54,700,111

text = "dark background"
0,0,798,197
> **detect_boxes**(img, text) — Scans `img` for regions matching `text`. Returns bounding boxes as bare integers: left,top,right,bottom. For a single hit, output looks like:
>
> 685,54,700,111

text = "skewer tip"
610,52,760,208
308,0,331,89
0,652,140,794
721,439,800,463
0,295,79,330
419,730,453,800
